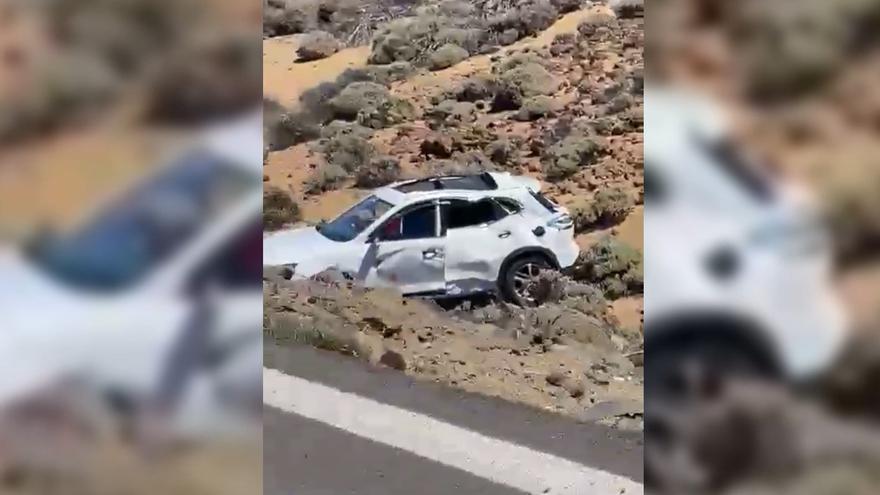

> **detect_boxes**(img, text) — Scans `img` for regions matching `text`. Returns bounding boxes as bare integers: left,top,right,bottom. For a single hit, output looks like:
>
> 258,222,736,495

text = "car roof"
372,172,541,206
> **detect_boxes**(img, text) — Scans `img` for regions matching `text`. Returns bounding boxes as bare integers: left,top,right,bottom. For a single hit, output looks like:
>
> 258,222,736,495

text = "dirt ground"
263,3,645,428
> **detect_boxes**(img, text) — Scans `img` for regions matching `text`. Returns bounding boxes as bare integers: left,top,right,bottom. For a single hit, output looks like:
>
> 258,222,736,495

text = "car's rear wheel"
645,333,781,492
500,255,552,306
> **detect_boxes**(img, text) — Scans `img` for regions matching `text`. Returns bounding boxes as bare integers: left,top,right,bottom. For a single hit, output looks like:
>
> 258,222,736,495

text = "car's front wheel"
499,255,552,307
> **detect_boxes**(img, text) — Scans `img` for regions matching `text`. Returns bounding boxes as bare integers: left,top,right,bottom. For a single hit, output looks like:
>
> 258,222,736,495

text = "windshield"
317,195,393,242
27,151,257,291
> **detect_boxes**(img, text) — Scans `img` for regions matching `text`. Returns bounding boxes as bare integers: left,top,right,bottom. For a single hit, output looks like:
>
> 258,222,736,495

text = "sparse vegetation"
355,156,402,187
428,43,470,70
264,186,301,230
297,30,343,61
304,163,349,194
570,237,643,299
264,99,321,151
543,136,604,181
319,134,375,172
485,138,521,167
571,186,635,232
328,81,392,120
515,95,556,121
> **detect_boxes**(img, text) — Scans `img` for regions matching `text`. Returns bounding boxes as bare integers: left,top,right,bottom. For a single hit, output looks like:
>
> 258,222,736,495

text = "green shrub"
426,100,477,126
543,136,604,181
356,96,416,128
485,138,520,167
264,99,321,151
571,186,635,232
453,75,499,102
515,95,556,121
297,30,343,61
500,62,557,98
570,237,643,299
428,43,470,70
304,163,349,194
264,186,301,230
320,134,375,172
355,156,402,187
328,81,391,120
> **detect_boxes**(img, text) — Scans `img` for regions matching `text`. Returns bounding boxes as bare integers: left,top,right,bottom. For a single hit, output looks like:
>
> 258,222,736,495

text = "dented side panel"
445,216,532,289
362,238,446,294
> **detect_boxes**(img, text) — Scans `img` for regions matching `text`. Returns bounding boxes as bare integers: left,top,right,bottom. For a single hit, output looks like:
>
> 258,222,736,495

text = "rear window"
696,136,774,202
529,190,558,213
442,199,507,230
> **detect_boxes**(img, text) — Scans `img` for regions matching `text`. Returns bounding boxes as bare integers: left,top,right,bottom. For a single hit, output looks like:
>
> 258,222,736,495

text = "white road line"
264,367,643,495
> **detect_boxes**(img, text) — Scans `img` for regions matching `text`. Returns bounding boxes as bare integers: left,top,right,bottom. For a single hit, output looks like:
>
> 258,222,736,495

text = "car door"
362,201,446,295
443,198,529,293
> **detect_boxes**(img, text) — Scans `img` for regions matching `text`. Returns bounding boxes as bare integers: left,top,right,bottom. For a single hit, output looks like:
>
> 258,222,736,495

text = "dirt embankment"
265,270,644,428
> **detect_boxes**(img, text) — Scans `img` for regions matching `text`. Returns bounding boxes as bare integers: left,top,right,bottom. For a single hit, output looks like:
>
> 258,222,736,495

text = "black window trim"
367,200,442,242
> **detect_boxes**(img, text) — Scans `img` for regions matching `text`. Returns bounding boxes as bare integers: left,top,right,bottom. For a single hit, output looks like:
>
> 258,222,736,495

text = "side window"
493,197,523,215
376,203,438,241
443,199,506,231
644,166,666,205
187,220,262,293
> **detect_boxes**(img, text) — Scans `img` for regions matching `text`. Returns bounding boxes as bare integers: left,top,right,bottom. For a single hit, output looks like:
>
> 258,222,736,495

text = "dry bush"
319,134,375,173
571,186,635,232
570,236,643,299
543,136,604,181
515,95,556,121
147,30,261,124
355,156,402,187
264,186,301,230
263,99,321,152
428,43,470,70
296,30,343,61
304,163,349,194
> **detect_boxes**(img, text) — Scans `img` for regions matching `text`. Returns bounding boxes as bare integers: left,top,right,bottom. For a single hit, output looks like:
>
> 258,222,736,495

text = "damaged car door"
362,201,446,295
443,198,527,294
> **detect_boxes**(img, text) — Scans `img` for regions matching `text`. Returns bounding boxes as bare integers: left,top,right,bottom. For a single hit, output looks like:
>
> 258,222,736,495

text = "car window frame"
440,197,511,233
368,200,442,243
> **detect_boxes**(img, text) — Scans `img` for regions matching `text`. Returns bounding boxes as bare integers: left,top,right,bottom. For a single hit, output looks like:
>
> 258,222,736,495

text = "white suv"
263,172,580,305
644,87,850,489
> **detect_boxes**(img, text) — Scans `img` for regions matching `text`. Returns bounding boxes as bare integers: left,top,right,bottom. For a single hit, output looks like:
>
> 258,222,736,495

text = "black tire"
645,333,780,492
499,255,552,307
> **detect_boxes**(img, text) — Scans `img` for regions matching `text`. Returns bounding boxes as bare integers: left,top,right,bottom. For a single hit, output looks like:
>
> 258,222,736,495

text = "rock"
296,31,342,62
546,371,567,386
562,378,587,398
380,350,407,371
579,399,643,422
352,332,385,364
608,0,643,19
263,265,295,282
310,268,348,284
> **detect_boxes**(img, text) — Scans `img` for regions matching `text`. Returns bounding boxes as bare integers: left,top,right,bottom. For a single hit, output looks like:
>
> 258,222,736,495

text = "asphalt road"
264,344,643,495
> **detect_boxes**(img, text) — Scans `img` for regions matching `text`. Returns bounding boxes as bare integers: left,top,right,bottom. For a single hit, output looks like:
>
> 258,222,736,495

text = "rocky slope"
263,1,645,428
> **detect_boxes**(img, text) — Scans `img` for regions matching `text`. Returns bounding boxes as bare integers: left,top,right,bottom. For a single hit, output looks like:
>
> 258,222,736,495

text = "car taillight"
547,214,573,230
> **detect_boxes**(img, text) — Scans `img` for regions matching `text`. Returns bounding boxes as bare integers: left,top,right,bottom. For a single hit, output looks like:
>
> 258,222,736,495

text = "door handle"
498,231,512,238
422,248,442,260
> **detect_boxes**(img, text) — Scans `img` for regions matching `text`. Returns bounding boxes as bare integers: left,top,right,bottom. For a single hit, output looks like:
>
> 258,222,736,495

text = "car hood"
262,227,345,276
